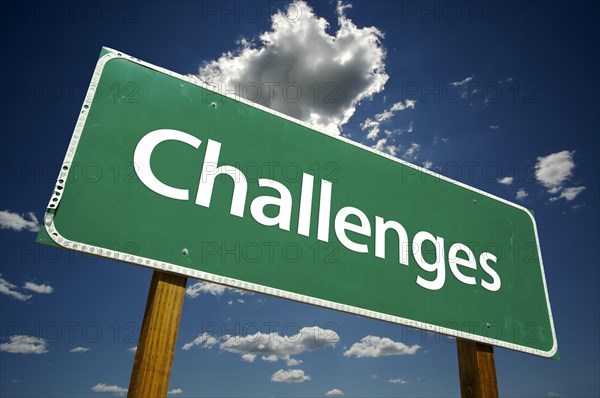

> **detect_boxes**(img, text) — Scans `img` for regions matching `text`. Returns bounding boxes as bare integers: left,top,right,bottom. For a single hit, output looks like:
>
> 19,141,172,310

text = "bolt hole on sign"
37,48,557,358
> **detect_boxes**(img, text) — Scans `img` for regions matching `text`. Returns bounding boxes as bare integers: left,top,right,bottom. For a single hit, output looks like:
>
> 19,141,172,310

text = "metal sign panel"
38,48,557,357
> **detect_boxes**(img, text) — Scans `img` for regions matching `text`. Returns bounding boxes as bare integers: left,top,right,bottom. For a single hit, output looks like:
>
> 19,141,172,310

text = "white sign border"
43,47,558,358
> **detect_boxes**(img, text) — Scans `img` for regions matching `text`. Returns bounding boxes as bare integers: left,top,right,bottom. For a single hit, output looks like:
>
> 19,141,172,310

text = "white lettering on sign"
133,129,201,200
134,129,501,292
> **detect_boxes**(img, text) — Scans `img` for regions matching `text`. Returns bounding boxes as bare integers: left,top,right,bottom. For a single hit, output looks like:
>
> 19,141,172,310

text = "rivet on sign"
210,101,217,109
473,199,478,205
182,248,189,256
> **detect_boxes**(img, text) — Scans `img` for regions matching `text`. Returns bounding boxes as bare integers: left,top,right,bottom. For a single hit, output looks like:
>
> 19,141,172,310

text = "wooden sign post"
457,338,499,398
128,271,187,398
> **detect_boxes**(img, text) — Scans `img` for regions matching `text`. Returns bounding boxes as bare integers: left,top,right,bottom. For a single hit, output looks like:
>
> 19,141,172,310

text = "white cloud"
168,388,183,395
198,0,388,135
535,150,575,193
497,176,514,185
450,75,474,87
271,369,310,383
373,137,387,152
70,347,90,353
23,282,54,294
389,378,408,384
128,346,137,353
386,146,399,157
401,99,416,109
516,188,528,201
0,210,39,232
374,110,394,123
449,75,477,104
343,335,420,358
325,388,345,396
183,326,338,365
181,332,219,351
375,100,415,122
91,383,127,396
404,142,420,159
185,281,251,298
241,353,256,362
0,275,32,301
1,277,53,300
422,160,433,170
185,281,227,297
0,335,48,354
535,151,586,203
361,118,380,140
220,326,338,364
286,357,303,366
362,100,415,140
550,186,586,202
489,125,500,130
547,392,560,397
371,137,399,157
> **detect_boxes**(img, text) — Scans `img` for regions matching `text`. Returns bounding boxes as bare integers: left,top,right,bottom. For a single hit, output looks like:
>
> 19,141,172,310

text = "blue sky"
1,1,599,397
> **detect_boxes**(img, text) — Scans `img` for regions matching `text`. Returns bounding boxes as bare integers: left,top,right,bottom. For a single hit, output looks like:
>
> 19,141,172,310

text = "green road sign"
38,47,557,357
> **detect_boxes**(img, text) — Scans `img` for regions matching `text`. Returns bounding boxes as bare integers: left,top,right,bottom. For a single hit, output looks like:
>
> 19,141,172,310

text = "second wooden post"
128,270,187,398
456,338,499,398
